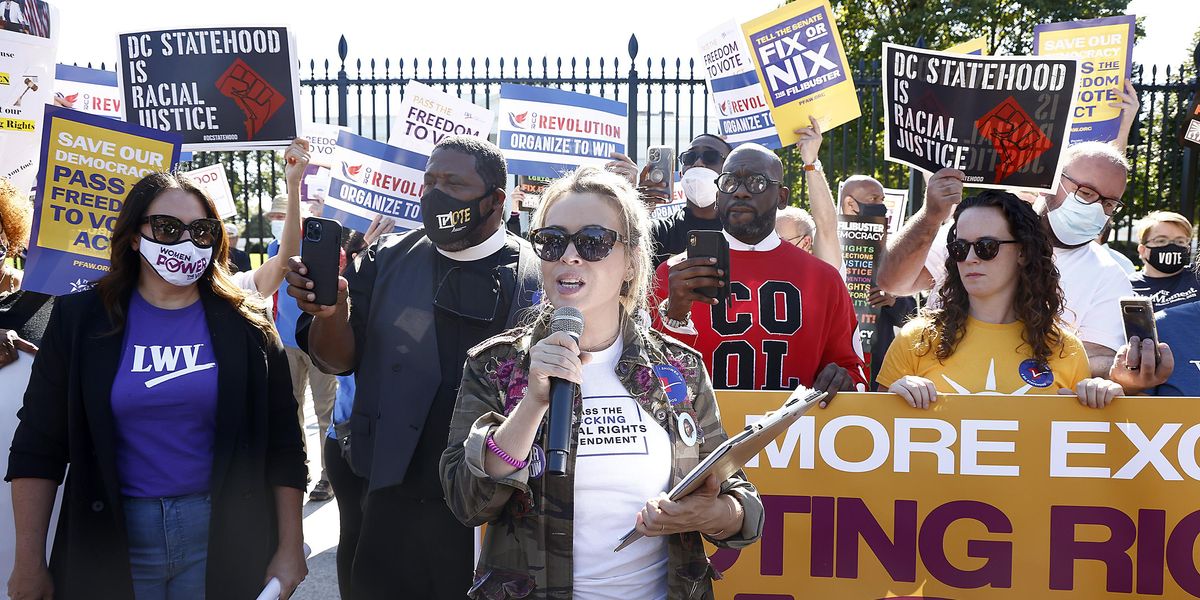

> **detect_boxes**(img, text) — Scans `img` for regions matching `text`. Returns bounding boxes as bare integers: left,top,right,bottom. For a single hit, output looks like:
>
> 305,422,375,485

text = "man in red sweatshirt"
652,142,864,401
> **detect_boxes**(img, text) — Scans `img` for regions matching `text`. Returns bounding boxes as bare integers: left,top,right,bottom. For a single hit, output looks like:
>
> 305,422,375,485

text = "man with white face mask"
647,134,729,266
877,142,1148,385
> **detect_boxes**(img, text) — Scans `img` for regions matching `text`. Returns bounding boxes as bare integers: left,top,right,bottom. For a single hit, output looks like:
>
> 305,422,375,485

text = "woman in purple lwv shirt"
8,146,311,600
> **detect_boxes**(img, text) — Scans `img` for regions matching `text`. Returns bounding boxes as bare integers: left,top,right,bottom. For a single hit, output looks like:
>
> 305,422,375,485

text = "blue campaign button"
653,364,688,405
1018,359,1055,388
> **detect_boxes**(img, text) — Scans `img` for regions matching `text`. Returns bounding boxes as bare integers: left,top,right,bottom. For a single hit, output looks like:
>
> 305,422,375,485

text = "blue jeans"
122,494,211,600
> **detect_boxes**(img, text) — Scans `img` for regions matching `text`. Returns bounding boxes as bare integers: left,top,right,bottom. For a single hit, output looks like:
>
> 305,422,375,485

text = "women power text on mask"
139,236,212,286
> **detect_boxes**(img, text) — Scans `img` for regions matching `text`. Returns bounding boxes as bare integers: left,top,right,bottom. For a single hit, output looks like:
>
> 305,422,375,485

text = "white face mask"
679,167,719,208
270,220,286,240
139,236,213,287
1047,192,1110,246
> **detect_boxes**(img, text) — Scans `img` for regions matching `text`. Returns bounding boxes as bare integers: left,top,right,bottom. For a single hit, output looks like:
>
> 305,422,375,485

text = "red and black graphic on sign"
216,59,285,140
975,96,1053,183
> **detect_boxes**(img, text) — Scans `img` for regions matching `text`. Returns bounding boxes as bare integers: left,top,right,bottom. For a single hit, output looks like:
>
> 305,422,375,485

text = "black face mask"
1147,244,1190,274
855,201,888,219
420,187,493,245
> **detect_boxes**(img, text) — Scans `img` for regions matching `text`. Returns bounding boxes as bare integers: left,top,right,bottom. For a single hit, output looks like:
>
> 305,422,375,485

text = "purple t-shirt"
110,292,219,498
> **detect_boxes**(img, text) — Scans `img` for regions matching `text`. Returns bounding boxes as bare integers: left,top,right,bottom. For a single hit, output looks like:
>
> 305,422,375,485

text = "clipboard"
614,386,827,552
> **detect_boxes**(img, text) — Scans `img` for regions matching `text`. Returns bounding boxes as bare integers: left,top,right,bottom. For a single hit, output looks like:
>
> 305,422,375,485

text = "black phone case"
301,217,343,306
687,230,730,301
1120,299,1159,346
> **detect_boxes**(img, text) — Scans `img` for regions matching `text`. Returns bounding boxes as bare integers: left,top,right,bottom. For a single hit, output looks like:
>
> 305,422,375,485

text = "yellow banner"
946,37,988,55
711,391,1200,599
741,0,860,145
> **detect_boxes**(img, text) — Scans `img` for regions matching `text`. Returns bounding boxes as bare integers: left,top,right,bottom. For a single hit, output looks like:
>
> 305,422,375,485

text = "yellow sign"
0,72,10,85
1034,15,1136,143
946,37,988,55
710,391,1200,599
741,0,860,145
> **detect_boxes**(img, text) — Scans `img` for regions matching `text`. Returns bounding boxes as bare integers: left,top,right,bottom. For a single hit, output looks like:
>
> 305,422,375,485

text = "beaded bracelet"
486,433,529,469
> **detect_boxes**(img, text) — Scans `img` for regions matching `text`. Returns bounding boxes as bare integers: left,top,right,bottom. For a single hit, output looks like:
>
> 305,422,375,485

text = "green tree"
188,150,284,252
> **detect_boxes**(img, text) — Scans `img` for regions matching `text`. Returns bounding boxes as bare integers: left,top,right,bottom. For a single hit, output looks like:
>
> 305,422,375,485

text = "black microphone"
546,306,584,477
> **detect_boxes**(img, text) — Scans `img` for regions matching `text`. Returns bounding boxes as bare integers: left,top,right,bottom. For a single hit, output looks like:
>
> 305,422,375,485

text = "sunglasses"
715,172,781,195
141,215,223,248
948,238,1018,262
679,149,726,168
530,225,627,262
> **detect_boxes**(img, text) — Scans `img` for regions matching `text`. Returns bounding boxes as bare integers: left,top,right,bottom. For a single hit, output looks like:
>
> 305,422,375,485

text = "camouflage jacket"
440,313,764,600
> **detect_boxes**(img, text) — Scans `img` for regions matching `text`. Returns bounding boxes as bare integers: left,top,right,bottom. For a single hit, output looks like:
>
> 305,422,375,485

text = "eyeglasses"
679,149,725,168
948,238,1019,262
529,225,627,262
1060,172,1125,215
715,172,781,195
1144,236,1191,248
141,215,223,248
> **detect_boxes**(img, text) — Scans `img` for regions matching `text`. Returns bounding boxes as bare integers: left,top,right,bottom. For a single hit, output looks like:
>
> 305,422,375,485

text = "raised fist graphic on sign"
216,58,285,140
975,96,1053,183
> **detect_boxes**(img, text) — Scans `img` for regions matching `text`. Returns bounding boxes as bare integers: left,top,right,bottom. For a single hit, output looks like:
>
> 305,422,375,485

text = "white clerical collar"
724,230,781,252
436,227,508,262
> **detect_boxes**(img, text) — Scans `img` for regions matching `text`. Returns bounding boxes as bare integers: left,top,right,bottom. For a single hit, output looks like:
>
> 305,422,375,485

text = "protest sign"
1035,15,1136,144
22,105,181,295
710,391,1200,599
0,0,57,192
881,187,908,234
117,27,301,150
302,122,342,167
53,63,121,119
325,130,425,232
516,174,551,211
698,20,781,149
947,37,988,55
882,43,1080,192
1182,91,1200,150
183,163,236,219
741,0,859,146
388,80,492,156
497,83,627,178
650,175,687,220
301,163,331,204
837,214,886,352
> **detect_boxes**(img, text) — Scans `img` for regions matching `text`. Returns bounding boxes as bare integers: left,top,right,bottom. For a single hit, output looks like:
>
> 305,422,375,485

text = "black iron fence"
88,34,1199,248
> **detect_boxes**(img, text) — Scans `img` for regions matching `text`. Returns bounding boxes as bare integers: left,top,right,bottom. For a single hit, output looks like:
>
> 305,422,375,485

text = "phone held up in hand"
1119,296,1160,360
687,230,730,302
645,145,675,203
301,217,343,306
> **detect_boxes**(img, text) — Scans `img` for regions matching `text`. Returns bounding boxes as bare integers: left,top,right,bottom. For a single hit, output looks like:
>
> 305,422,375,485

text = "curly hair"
0,178,33,257
917,190,1065,364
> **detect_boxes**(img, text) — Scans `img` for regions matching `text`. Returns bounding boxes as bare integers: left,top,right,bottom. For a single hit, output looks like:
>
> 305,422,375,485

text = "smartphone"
301,217,343,306
686,229,730,302
1120,297,1160,358
646,146,675,203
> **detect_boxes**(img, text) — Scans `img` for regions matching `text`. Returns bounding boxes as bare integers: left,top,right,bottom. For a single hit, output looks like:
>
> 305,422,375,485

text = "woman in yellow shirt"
877,190,1123,408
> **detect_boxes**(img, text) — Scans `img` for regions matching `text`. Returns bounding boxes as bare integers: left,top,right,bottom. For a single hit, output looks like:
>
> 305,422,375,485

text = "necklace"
581,328,620,353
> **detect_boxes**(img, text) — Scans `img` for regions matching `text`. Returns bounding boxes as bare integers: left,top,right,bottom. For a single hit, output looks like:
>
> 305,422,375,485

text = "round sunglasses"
529,225,627,262
948,238,1018,262
141,215,223,248
715,172,782,195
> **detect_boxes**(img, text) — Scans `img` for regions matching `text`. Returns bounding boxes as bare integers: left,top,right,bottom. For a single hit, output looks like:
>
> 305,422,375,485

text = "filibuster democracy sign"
117,27,301,150
1034,15,1136,145
742,0,859,146
698,20,781,149
883,43,1080,192
325,130,425,232
23,105,181,295
709,391,1200,599
388,80,492,157
497,83,626,178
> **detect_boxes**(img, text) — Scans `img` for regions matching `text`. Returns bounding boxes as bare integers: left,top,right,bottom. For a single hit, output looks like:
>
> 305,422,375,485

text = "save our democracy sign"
324,130,426,232
698,20,782,149
22,105,180,295
0,0,57,193
1034,15,1136,145
709,392,1200,599
882,43,1080,192
496,83,627,178
117,27,301,150
741,0,859,146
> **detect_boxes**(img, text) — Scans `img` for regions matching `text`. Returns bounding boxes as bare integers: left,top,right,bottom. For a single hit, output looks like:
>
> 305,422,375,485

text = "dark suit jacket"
6,287,307,599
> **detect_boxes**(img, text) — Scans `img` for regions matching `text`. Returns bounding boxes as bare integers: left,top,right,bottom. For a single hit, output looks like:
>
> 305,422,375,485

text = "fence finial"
628,34,639,61
338,36,348,62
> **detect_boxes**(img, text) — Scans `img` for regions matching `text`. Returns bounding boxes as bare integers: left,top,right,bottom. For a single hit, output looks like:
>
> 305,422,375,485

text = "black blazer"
6,287,307,599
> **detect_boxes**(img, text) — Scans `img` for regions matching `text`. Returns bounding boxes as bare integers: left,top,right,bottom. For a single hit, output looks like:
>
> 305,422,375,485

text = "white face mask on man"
1047,192,1110,246
270,219,286,240
138,236,213,287
679,167,719,208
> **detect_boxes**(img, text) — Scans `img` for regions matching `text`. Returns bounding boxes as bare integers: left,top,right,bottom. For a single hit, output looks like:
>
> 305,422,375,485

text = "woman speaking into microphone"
441,167,763,600
7,169,308,599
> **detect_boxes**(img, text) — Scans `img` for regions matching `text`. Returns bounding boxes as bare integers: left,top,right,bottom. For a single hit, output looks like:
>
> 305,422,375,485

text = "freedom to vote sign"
1034,15,1136,145
117,27,301,150
388,80,492,157
709,391,1200,599
325,130,425,232
698,20,781,149
23,106,181,295
883,43,1080,192
497,83,627,178
742,0,859,146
